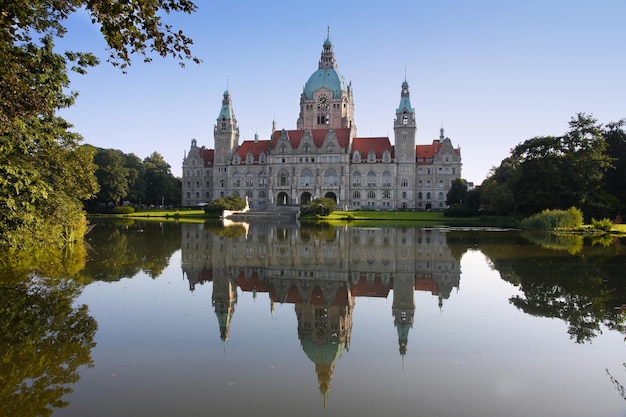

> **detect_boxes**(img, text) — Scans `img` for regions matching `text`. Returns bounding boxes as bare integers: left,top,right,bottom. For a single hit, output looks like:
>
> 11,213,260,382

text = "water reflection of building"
181,223,460,403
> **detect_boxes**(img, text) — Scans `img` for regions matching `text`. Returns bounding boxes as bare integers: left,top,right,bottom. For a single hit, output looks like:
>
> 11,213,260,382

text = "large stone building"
182,32,462,210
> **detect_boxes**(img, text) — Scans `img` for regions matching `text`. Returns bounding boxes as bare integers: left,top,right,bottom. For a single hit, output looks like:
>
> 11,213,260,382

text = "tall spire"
396,79,414,114
319,26,337,69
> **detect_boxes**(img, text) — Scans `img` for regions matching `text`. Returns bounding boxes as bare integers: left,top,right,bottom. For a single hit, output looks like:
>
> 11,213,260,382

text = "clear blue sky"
58,0,626,183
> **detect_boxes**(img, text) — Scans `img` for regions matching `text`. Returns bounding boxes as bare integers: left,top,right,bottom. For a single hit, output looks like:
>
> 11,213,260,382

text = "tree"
93,148,130,206
446,178,468,206
143,152,180,207
603,119,626,215
0,1,198,248
482,114,615,218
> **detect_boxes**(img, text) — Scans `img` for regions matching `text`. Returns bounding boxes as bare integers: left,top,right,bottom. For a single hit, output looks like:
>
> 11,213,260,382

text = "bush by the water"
300,198,336,217
204,196,247,214
520,207,583,230
110,206,135,214
591,217,613,232
444,203,474,217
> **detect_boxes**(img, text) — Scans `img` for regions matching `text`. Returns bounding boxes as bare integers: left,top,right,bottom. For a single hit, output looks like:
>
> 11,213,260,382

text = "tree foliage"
0,1,198,248
300,198,336,217
481,114,619,219
446,178,468,206
204,196,248,214
89,148,180,209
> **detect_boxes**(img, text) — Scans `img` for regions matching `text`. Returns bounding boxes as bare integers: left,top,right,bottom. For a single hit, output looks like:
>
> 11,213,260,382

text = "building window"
352,191,361,199
382,190,391,199
301,169,313,186
245,173,254,187
402,191,407,199
233,173,241,187
352,171,361,187
382,171,391,187
367,190,376,199
278,169,288,186
325,169,337,186
401,178,408,187
259,172,267,186
367,171,376,187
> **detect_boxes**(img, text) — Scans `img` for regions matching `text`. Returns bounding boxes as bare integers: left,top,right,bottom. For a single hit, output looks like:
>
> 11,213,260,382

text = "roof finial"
404,66,407,82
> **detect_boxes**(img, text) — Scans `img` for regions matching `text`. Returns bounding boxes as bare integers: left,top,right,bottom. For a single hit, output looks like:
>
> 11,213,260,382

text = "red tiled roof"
235,270,269,292
196,147,214,166
349,274,392,297
270,128,351,151
415,278,438,294
415,139,461,164
351,137,393,161
236,139,270,162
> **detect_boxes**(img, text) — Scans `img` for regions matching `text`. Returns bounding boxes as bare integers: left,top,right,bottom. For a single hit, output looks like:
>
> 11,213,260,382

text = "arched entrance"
324,192,337,203
301,192,313,205
277,192,289,206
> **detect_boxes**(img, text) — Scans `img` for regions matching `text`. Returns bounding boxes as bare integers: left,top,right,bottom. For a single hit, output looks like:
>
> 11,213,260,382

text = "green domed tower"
296,28,356,133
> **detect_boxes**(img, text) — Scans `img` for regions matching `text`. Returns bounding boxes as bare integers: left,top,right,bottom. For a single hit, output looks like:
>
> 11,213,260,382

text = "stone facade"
182,34,462,210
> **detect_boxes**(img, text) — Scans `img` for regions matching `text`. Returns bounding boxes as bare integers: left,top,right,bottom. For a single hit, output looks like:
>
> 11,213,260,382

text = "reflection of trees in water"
83,219,182,281
0,248,97,417
479,234,626,343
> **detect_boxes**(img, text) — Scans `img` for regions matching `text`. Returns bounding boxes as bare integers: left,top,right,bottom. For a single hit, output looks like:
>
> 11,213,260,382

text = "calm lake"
3,219,626,417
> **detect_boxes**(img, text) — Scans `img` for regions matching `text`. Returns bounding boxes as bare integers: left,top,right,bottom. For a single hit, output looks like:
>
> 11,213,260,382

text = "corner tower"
393,79,416,163
297,28,356,133
214,89,239,164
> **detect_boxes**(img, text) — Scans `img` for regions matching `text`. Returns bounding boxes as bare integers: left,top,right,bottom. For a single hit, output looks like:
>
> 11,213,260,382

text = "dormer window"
368,151,376,163
353,151,361,163
382,150,391,163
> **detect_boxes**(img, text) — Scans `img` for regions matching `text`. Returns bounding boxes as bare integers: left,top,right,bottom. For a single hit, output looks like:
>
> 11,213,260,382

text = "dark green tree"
1,1,198,248
603,120,626,216
124,153,147,206
93,148,130,206
482,114,614,218
143,152,180,207
446,178,468,205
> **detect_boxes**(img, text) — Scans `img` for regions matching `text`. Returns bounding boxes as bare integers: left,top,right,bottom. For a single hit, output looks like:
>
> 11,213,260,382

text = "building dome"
303,68,348,100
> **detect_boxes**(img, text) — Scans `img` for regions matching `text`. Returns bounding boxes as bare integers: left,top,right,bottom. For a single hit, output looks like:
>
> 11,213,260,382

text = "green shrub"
520,207,583,230
444,203,474,217
110,205,135,214
591,217,613,232
300,198,336,217
204,196,247,214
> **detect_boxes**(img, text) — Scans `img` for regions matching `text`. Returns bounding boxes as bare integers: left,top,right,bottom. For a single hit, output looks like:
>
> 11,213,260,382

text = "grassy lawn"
92,208,626,234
